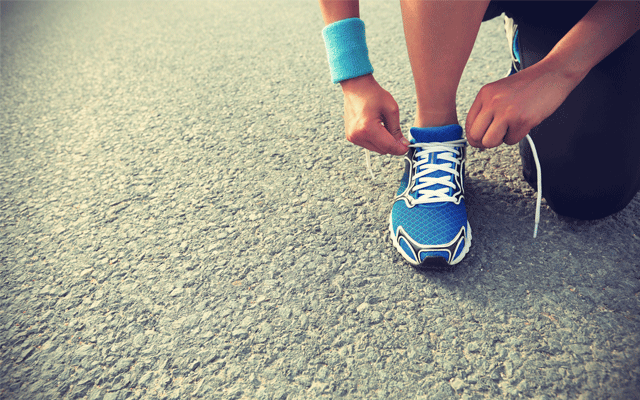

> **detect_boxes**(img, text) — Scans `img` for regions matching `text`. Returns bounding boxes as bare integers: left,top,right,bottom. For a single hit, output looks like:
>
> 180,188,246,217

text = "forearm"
319,0,360,24
541,1,640,84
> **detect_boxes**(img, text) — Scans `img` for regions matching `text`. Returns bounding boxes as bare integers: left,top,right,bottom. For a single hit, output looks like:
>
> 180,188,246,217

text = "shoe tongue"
410,125,463,143
410,125,462,201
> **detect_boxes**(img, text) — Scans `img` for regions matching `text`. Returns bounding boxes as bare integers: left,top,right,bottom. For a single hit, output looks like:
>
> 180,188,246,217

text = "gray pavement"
1,1,639,399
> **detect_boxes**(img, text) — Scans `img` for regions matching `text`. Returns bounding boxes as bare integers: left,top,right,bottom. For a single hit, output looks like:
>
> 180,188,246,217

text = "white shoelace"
365,134,542,238
410,138,467,204
525,134,542,238
365,149,375,180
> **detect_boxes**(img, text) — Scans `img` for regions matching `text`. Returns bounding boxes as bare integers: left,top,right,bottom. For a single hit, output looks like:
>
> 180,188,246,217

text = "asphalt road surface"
1,1,639,399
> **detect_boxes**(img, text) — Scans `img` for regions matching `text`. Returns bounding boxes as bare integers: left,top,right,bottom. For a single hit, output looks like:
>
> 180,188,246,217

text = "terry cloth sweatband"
322,18,374,84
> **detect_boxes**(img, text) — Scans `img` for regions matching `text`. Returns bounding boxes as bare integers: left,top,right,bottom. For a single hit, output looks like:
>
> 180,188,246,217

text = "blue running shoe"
389,125,471,266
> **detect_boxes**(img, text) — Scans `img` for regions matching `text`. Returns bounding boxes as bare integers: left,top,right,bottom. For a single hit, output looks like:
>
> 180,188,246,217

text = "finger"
482,118,509,148
380,104,403,141
348,132,385,154
368,122,407,156
467,107,493,149
381,125,409,155
347,124,392,155
504,125,530,146
363,141,386,155
381,107,410,154
465,95,483,135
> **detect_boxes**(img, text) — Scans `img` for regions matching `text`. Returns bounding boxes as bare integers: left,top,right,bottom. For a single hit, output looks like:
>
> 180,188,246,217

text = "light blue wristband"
322,18,374,84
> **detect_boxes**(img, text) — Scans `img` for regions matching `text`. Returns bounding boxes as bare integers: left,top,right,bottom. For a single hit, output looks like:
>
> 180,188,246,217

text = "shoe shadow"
410,172,640,333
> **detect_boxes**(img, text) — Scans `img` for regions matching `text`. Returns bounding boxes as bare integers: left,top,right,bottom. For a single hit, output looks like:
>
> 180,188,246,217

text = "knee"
544,184,637,220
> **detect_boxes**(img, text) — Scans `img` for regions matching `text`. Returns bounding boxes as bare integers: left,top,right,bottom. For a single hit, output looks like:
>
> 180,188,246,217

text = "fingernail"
399,137,410,146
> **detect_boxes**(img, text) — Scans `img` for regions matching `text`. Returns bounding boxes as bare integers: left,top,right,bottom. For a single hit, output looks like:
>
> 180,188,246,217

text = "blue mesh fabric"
391,200,467,247
399,238,417,262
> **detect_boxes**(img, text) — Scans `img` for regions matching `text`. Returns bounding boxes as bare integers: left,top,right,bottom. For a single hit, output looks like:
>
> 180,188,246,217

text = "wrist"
538,50,593,88
339,73,376,92
531,54,586,92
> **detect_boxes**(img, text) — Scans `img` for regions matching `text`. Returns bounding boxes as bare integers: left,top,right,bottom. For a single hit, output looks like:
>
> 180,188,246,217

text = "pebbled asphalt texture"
1,1,639,399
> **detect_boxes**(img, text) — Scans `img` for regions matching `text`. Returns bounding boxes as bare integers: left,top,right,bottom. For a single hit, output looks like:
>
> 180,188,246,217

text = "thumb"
381,110,409,155
372,122,409,156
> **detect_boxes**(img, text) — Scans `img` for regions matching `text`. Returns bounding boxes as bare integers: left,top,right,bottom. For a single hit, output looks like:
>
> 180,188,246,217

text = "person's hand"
340,74,410,155
465,62,579,149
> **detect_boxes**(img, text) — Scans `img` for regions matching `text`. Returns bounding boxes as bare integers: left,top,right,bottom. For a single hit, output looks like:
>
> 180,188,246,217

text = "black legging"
486,2,640,220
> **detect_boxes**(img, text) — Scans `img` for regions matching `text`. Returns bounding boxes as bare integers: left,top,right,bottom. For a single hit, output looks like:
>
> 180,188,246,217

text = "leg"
513,4,640,219
390,1,490,266
400,0,490,128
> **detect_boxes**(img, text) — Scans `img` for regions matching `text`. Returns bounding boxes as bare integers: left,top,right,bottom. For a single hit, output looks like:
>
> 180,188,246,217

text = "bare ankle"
414,110,458,128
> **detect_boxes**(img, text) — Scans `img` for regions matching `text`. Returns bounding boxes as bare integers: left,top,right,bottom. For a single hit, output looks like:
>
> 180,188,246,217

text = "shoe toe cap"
391,200,469,265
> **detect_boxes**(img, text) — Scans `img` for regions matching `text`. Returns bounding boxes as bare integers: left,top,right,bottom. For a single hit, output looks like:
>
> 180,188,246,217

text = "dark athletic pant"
484,1,640,220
